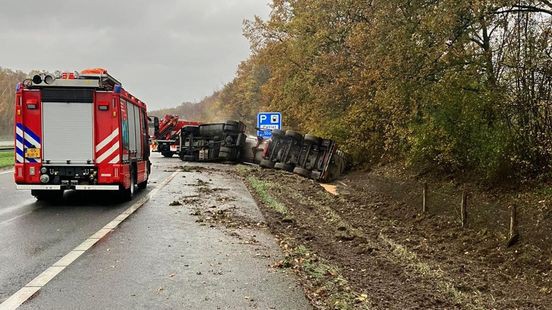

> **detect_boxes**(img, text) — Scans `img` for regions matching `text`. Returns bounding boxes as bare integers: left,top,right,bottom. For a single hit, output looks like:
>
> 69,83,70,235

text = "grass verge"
246,175,291,217
0,151,14,169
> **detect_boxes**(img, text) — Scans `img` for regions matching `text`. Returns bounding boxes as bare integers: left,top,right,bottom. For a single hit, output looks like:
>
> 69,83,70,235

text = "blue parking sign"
257,112,282,139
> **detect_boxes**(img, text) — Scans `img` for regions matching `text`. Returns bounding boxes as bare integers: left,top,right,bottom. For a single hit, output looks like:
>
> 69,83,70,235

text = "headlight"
40,167,48,174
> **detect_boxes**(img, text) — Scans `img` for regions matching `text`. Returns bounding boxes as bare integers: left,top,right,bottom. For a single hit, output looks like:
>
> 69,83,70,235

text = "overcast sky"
0,0,270,110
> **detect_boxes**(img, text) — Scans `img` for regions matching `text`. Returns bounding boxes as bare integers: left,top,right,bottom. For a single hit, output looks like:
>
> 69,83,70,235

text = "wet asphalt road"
0,155,310,309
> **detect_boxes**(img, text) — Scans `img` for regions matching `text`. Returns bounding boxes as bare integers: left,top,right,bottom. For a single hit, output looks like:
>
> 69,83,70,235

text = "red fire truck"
14,68,151,201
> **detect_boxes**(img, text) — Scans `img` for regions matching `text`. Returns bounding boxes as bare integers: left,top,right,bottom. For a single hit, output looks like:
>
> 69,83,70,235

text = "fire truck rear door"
42,88,94,165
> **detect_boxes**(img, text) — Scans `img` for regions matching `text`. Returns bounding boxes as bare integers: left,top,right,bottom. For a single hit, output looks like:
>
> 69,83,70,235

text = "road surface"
0,154,310,309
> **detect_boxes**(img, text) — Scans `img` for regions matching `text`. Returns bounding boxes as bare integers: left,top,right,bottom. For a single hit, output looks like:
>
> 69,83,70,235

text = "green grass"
246,176,290,216
0,151,14,169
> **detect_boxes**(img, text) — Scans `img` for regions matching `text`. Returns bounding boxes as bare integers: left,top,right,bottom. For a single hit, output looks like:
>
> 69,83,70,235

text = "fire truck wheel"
285,130,303,141
120,173,136,201
32,190,64,202
260,159,275,169
138,179,148,190
162,151,174,158
304,134,322,145
274,162,294,172
293,167,312,178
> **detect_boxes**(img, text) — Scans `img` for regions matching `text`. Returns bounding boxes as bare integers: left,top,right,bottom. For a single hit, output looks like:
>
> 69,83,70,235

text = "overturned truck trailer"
176,120,347,183
178,121,247,162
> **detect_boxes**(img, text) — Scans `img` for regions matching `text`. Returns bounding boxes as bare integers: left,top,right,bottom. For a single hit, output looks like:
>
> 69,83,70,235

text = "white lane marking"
0,170,14,175
0,171,179,310
95,128,119,152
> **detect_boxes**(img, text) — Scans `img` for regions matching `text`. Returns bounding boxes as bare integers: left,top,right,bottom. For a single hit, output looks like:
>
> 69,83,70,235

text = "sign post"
257,112,282,139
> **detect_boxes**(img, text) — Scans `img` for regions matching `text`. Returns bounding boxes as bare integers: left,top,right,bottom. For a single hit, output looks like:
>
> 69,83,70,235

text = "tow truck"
151,114,200,158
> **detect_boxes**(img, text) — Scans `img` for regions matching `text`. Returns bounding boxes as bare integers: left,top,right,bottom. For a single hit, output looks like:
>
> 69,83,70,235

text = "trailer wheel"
304,134,322,145
285,130,303,141
162,151,174,158
260,159,275,169
293,167,312,178
274,162,294,172
272,129,285,137
181,155,196,162
219,146,234,161
224,120,240,132
310,171,322,181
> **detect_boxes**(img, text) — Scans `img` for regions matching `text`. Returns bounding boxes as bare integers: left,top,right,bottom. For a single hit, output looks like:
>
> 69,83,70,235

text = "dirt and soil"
239,165,552,309
171,163,552,309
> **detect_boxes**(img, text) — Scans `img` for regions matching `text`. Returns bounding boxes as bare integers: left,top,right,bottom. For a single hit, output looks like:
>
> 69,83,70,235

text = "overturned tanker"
176,120,347,182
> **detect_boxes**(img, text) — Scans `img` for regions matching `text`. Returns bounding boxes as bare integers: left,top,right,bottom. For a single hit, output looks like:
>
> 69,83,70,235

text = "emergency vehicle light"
114,84,122,93
32,75,42,84
44,74,55,84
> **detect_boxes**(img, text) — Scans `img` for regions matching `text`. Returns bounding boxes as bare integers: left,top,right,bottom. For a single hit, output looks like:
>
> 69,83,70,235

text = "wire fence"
365,174,523,246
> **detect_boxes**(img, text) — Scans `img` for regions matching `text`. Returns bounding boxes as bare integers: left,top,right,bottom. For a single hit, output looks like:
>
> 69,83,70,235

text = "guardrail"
0,146,14,151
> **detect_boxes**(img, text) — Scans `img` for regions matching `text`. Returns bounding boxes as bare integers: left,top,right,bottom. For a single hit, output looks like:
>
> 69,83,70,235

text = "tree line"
166,0,551,182
0,68,26,139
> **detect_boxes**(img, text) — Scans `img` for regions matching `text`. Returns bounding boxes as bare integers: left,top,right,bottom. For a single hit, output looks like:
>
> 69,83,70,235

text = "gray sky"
0,0,270,110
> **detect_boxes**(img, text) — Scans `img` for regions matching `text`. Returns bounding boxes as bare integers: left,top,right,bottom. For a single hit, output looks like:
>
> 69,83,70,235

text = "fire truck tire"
162,151,174,158
138,179,148,190
260,159,275,168
293,167,312,178
120,173,136,201
274,162,294,172
32,190,64,202
285,130,303,141
272,129,285,137
304,134,322,145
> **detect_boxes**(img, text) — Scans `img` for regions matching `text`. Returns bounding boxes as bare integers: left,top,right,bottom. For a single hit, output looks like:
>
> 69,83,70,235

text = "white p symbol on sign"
271,115,279,123
260,115,268,123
